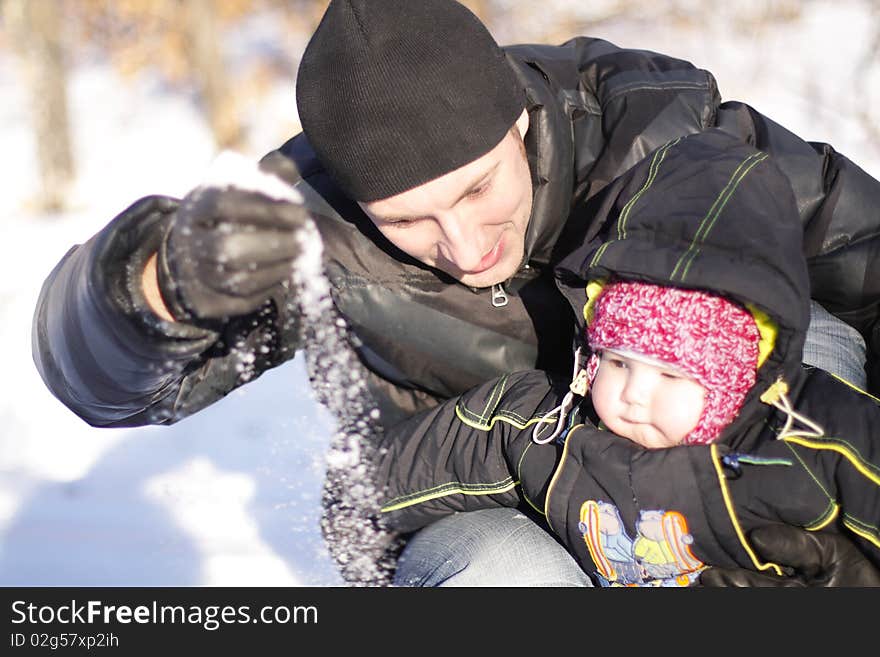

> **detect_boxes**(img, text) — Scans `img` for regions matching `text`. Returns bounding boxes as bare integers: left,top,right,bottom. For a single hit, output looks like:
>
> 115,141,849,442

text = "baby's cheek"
662,387,705,442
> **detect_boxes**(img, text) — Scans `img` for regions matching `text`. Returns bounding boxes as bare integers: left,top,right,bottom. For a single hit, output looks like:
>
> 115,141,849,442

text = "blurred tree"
4,0,75,212
857,2,880,150
182,0,242,148
74,0,254,149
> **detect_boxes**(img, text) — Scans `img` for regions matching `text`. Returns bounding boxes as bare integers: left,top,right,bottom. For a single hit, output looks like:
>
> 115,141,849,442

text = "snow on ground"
0,2,877,587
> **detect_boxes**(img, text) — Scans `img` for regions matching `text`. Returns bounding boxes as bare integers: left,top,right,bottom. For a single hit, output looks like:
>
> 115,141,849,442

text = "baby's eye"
608,358,627,369
660,371,680,380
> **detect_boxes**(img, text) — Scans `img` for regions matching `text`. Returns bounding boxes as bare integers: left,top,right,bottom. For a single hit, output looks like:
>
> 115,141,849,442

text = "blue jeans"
394,301,867,587
393,507,593,586
802,301,867,387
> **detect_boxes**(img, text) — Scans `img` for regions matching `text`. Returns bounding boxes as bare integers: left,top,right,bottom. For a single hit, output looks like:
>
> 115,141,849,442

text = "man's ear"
515,108,529,139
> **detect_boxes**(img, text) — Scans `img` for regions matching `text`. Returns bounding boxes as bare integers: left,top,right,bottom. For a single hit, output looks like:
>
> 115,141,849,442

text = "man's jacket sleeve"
31,195,299,427
376,370,568,533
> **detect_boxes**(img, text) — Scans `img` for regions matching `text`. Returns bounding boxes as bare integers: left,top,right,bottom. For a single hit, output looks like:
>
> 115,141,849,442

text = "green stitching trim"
617,137,682,240
543,424,583,534
380,477,517,513
827,371,880,404
782,434,880,484
783,441,835,503
671,151,768,282
454,404,557,431
468,375,509,424
804,501,839,531
782,443,839,531
517,441,546,517
842,517,880,551
453,375,558,431
589,241,611,269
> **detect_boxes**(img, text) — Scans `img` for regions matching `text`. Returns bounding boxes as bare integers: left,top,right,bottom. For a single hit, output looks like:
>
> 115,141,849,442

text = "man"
33,0,880,585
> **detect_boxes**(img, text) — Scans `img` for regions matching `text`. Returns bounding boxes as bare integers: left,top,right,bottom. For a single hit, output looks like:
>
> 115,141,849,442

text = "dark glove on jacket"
157,178,309,324
699,524,880,587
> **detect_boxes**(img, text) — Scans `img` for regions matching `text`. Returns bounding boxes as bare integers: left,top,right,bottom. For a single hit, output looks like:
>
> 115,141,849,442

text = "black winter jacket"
32,37,880,430
377,130,880,587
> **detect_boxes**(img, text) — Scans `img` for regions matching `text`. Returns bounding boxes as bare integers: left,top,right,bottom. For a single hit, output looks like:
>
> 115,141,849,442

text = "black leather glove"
700,524,880,587
157,171,310,323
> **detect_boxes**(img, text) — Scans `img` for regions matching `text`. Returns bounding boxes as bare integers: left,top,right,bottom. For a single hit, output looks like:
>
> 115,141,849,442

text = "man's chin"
457,256,522,289
459,268,512,289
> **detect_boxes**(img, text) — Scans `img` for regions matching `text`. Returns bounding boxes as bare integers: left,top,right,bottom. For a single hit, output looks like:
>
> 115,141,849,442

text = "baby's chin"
616,423,683,449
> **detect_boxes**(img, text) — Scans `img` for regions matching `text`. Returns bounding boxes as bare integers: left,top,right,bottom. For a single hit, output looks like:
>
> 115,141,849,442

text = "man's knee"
393,508,592,587
803,301,867,388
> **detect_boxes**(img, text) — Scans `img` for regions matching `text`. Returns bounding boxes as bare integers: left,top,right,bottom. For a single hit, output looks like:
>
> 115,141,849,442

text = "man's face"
358,111,533,288
590,350,706,449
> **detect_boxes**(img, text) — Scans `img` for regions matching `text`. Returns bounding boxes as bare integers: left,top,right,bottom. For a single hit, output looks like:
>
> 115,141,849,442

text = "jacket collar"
506,55,576,267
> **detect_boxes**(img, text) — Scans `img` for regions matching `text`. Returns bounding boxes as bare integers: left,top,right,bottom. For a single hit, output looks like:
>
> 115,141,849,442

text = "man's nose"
436,211,486,271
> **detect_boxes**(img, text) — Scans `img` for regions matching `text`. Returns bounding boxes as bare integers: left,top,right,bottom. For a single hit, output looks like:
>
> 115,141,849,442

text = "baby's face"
590,350,706,448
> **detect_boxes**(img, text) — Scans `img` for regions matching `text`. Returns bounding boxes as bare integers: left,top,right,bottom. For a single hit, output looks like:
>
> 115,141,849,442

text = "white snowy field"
0,1,878,587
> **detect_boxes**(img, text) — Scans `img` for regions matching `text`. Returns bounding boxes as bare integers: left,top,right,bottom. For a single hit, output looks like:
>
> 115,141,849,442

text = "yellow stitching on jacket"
843,514,880,536
617,137,682,240
783,439,840,532
454,403,557,431
449,375,511,426
497,409,548,424
710,444,785,576
782,435,880,485
670,153,768,281
805,503,839,531
453,374,521,426
472,375,509,424
781,440,839,531
672,152,768,281
543,424,583,534
516,441,547,517
589,242,610,268
380,477,517,513
783,441,835,503
842,517,880,551
826,371,880,404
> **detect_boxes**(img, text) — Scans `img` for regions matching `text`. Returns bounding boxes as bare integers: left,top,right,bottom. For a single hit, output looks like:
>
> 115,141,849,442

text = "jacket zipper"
491,283,509,307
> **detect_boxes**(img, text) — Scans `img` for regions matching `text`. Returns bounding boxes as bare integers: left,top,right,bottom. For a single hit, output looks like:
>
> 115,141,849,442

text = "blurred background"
1,0,878,586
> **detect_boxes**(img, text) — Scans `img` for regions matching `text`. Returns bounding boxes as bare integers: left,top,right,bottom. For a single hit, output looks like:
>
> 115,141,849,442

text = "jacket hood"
555,129,811,447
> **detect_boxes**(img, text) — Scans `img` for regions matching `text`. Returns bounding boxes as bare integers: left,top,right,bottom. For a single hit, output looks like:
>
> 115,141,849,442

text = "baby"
583,280,760,449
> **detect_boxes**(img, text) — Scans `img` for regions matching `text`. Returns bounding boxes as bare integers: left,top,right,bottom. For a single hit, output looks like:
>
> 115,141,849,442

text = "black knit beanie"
295,0,525,201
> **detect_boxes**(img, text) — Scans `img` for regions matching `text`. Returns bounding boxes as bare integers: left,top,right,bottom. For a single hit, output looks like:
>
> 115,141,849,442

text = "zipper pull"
491,283,509,308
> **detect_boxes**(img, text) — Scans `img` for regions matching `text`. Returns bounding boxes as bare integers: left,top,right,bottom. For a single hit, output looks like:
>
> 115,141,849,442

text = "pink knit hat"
586,281,760,444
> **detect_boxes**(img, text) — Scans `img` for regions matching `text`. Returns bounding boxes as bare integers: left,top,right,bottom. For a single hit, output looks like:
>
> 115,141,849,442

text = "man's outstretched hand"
157,176,310,323
699,524,880,587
